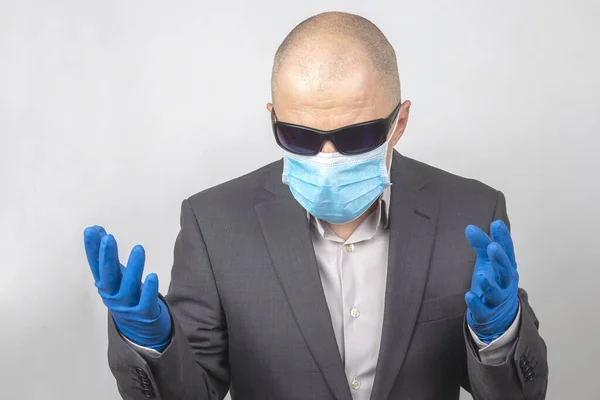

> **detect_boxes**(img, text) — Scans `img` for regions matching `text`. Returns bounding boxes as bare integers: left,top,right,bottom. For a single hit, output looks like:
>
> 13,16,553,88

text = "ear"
266,102,273,113
388,100,411,147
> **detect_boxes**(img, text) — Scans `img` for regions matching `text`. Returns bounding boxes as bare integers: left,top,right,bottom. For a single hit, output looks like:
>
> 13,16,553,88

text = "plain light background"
1,0,599,399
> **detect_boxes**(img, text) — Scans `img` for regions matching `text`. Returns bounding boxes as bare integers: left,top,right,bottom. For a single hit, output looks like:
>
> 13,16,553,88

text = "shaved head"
271,12,400,108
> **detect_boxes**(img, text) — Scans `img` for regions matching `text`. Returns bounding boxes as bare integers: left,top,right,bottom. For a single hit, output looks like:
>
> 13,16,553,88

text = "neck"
327,201,379,241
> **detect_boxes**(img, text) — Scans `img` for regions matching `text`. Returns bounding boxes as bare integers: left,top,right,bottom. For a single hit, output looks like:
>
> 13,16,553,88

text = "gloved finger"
487,242,515,289
83,225,108,282
490,220,516,267
465,225,492,260
120,245,145,307
139,273,160,317
465,291,487,322
98,234,122,296
93,225,107,236
476,271,505,307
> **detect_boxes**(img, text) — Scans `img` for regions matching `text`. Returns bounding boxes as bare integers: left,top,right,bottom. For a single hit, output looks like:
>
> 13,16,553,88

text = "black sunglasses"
271,102,401,156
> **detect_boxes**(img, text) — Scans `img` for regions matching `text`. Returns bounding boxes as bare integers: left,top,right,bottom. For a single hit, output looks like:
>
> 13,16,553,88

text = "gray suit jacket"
107,151,548,400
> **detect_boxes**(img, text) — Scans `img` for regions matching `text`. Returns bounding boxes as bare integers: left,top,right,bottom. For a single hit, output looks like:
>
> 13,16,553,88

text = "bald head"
271,12,400,108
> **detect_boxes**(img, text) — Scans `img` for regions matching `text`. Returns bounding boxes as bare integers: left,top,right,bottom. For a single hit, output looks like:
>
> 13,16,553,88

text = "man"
83,11,548,400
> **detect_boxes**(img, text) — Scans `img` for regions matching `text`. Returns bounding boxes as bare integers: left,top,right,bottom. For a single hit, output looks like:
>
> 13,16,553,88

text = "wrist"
467,291,519,344
110,300,172,348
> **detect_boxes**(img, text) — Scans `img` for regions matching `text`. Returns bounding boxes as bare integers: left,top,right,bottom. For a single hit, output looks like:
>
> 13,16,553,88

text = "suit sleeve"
471,305,521,365
106,199,230,400
462,191,549,399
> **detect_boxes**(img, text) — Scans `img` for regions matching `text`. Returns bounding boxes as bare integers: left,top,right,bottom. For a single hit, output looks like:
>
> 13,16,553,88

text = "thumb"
138,273,160,318
465,291,487,323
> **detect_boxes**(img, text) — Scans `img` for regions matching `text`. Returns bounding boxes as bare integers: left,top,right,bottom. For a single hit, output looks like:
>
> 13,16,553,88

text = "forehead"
273,61,391,131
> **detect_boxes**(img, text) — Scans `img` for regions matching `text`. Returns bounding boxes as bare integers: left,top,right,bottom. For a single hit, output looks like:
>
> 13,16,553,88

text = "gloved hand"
83,225,171,351
465,220,519,344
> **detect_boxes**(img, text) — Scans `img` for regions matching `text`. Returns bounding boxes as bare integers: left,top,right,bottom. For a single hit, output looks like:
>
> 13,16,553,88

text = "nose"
320,141,337,153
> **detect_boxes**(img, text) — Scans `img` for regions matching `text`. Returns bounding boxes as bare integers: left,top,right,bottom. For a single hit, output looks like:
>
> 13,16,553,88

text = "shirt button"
350,307,360,319
345,244,355,252
351,378,361,390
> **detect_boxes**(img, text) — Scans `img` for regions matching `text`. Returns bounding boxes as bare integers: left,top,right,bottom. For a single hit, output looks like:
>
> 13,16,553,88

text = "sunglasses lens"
334,121,388,155
275,125,320,155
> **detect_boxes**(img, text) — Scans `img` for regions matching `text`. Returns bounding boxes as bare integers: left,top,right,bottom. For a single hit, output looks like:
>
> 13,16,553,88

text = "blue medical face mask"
282,127,395,224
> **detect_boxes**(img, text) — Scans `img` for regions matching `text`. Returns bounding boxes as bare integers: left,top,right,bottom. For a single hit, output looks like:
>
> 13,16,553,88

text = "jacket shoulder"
186,158,282,215
401,155,502,209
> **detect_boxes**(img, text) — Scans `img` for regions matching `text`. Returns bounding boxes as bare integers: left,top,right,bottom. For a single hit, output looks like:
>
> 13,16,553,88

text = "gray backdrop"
1,0,599,399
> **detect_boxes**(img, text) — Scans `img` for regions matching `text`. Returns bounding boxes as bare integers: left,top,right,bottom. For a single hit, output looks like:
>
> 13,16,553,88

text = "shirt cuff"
122,334,162,358
468,303,521,365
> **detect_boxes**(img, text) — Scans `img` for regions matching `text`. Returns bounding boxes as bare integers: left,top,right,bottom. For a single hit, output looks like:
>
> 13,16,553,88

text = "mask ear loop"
385,109,401,175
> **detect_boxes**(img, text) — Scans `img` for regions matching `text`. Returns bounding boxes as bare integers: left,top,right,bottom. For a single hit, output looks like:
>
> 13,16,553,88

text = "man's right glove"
83,225,171,351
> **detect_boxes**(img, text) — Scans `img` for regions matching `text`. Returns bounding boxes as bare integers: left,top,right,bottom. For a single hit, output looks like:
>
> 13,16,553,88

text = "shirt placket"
341,239,365,396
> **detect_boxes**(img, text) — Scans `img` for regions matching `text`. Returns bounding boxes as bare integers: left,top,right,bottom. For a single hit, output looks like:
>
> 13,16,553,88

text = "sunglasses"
271,102,401,156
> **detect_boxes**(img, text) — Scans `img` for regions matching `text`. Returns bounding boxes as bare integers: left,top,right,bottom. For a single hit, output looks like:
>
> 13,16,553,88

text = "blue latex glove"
83,225,171,351
465,220,519,344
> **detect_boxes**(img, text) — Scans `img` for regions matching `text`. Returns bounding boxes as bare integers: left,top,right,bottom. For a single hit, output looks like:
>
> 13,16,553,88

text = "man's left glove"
83,225,172,351
465,220,519,344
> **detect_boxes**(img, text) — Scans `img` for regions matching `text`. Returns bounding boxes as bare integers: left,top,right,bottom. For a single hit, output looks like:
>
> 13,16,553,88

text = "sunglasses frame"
271,101,402,156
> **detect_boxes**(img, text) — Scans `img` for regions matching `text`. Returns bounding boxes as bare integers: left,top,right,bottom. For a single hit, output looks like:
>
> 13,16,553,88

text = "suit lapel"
254,164,352,400
369,152,440,400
